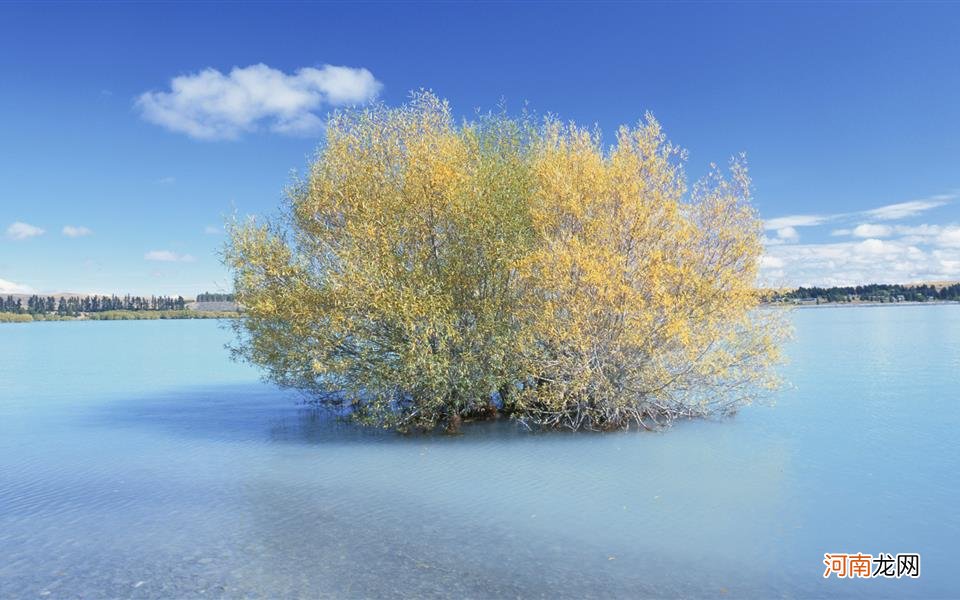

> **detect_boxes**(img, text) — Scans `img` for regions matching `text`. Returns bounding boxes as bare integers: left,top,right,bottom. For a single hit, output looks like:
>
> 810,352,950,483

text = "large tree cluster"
226,93,785,433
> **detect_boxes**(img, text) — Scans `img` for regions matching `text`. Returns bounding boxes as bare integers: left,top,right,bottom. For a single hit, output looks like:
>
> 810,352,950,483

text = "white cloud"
855,238,892,255
763,214,829,230
851,223,893,238
203,225,221,235
6,221,45,240
776,226,800,242
62,225,93,238
0,277,33,294
759,255,785,269
759,237,960,287
760,191,960,283
936,225,960,248
893,223,942,238
828,222,959,244
157,176,176,185
145,250,196,263
864,196,952,221
137,63,382,140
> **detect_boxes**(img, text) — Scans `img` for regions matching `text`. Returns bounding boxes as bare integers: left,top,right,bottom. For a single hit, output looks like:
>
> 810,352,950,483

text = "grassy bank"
0,313,34,323
86,310,238,320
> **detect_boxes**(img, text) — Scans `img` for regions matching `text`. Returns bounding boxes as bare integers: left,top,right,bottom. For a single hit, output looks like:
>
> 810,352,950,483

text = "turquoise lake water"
1,307,958,598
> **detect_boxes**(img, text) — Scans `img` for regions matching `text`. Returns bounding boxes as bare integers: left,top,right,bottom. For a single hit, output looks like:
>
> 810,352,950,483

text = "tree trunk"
444,412,462,434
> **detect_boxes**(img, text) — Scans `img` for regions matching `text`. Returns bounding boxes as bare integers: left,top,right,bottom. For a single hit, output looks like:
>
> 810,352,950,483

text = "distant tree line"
196,292,235,302
771,283,960,304
1,294,187,316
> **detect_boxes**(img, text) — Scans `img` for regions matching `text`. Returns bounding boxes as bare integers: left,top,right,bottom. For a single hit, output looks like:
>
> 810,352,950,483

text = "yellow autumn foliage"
512,119,785,430
225,92,786,432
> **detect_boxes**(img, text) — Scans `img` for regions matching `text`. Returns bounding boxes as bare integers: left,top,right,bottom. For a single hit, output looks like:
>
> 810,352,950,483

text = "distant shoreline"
0,310,239,324
4,301,958,325
767,300,960,309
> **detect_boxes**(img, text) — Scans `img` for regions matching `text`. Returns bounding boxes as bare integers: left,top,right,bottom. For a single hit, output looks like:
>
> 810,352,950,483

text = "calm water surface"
2,307,958,598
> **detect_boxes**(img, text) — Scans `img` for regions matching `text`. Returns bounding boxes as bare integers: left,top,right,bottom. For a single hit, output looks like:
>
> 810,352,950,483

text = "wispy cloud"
5,221,45,240
156,176,176,185
62,225,93,238
765,192,954,236
0,277,33,294
137,63,382,140
864,195,953,221
203,225,221,235
763,215,830,230
145,250,196,263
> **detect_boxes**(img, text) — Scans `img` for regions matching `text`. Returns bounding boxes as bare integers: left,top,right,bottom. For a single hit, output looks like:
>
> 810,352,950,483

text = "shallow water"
1,308,958,598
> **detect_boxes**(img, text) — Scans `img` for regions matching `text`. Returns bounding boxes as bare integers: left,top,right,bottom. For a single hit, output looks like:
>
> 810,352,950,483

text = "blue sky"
1,2,959,295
